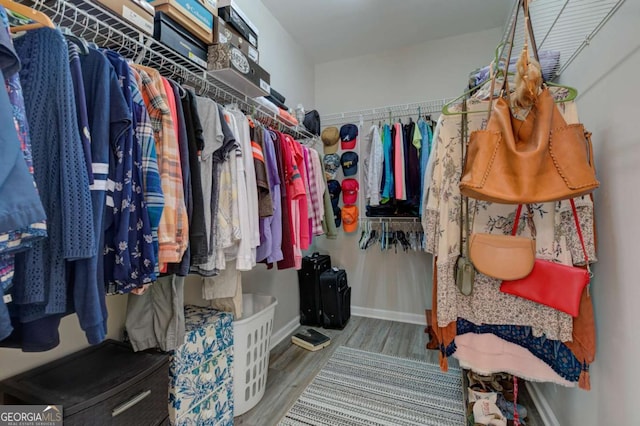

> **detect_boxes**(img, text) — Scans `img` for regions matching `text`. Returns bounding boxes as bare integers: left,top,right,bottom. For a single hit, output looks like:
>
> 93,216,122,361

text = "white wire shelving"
321,0,625,128
23,0,315,139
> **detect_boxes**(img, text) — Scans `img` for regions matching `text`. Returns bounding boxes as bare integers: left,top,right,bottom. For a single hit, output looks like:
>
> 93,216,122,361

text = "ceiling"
262,0,515,64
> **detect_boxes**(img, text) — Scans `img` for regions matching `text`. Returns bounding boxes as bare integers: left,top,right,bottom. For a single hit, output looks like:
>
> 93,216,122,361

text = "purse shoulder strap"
510,204,536,238
460,100,471,257
511,205,524,236
570,198,590,268
511,200,590,269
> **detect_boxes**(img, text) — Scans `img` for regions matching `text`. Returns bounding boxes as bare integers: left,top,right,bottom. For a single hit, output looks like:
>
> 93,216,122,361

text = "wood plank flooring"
235,316,541,426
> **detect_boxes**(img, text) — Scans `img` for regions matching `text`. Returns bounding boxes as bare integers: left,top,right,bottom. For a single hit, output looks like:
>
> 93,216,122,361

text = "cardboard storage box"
199,0,217,10
214,17,259,63
154,11,208,68
150,0,215,44
217,0,258,48
208,43,269,98
97,0,155,35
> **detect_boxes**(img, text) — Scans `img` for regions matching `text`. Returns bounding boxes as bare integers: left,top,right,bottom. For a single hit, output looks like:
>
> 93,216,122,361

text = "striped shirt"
132,65,188,266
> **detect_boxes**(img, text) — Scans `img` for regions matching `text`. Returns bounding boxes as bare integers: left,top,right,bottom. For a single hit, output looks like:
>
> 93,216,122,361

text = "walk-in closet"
0,0,636,425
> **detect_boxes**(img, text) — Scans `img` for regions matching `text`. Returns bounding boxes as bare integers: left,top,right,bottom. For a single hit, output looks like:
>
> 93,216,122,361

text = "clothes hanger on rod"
61,26,89,55
443,0,577,116
2,0,55,32
441,43,505,116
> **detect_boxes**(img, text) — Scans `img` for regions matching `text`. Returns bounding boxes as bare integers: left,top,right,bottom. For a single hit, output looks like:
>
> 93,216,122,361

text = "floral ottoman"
169,305,234,425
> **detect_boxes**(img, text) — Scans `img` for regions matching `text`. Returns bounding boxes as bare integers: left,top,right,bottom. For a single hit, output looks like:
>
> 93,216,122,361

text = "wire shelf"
321,98,450,127
322,0,624,127
500,0,625,79
24,0,314,140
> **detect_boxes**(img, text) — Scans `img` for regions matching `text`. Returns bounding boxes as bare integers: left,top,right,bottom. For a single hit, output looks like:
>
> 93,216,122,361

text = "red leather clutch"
500,259,589,317
500,199,592,317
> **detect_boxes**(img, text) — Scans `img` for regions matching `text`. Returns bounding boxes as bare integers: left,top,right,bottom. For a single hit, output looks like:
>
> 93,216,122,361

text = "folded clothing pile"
254,87,298,125
469,50,560,88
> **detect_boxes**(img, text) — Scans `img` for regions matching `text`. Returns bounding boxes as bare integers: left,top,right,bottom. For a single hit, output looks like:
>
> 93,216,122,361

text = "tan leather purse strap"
487,3,518,122
487,0,541,122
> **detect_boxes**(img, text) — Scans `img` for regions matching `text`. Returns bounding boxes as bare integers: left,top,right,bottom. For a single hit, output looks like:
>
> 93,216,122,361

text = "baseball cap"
327,179,341,209
333,205,342,227
340,124,358,150
340,151,358,177
342,178,359,205
323,154,340,180
321,127,340,154
342,205,359,233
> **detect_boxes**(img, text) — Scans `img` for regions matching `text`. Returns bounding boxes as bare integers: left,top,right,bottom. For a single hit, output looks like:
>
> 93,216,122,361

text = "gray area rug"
279,346,466,426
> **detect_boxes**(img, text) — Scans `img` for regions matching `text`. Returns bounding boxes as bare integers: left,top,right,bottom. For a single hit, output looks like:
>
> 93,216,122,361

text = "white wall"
532,1,640,425
232,0,315,110
313,236,432,323
226,0,316,332
315,27,502,114
0,0,315,378
310,27,502,318
0,296,128,381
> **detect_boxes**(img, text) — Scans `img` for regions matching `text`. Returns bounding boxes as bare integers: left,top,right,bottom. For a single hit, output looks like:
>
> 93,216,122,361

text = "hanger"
442,46,505,116
425,114,432,125
519,0,577,102
2,0,55,32
61,27,89,55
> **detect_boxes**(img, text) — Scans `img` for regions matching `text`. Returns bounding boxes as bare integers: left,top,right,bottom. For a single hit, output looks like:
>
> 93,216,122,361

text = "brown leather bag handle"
487,0,541,122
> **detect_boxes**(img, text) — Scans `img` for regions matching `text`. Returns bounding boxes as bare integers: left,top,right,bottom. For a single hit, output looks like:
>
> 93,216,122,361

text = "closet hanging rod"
321,98,450,126
360,217,420,222
20,0,314,140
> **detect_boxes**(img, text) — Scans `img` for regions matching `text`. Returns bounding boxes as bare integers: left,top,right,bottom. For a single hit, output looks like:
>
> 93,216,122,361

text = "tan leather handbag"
469,204,536,281
460,89,599,204
459,2,599,204
470,233,536,281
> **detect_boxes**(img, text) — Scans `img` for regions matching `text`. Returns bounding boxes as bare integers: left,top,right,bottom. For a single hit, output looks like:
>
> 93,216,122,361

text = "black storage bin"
217,5,258,47
0,340,170,426
153,11,208,68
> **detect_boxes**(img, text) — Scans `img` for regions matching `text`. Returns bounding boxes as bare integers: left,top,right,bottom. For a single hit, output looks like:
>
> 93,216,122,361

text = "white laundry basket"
233,294,278,416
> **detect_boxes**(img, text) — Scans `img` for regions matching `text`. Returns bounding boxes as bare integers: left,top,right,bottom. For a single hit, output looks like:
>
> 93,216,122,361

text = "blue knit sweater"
12,28,96,322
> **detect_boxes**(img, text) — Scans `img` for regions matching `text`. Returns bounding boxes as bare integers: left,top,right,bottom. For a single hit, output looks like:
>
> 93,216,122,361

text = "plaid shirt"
130,68,164,271
132,65,188,266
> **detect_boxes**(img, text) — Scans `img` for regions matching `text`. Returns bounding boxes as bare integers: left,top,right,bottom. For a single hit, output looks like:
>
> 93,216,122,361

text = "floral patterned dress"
425,87,597,342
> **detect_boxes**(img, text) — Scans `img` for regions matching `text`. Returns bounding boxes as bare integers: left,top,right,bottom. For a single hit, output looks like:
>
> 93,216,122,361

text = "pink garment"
161,78,180,143
454,333,575,387
289,137,310,250
290,200,302,269
393,123,406,200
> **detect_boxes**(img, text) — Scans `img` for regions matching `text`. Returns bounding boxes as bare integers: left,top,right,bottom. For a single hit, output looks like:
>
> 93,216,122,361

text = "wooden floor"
235,316,541,426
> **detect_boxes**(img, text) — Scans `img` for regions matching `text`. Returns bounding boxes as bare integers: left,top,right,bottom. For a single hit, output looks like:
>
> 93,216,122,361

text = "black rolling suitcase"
319,268,351,329
297,253,331,326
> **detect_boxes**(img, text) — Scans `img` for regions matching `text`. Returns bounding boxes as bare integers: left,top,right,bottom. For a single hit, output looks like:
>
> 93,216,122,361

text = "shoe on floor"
496,393,528,421
472,399,507,426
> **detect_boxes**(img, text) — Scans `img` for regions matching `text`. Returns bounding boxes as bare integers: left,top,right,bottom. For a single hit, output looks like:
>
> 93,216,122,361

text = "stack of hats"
322,123,360,233
340,124,358,233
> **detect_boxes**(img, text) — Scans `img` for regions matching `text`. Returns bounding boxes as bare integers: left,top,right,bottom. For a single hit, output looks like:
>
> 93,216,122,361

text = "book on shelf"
291,328,331,351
